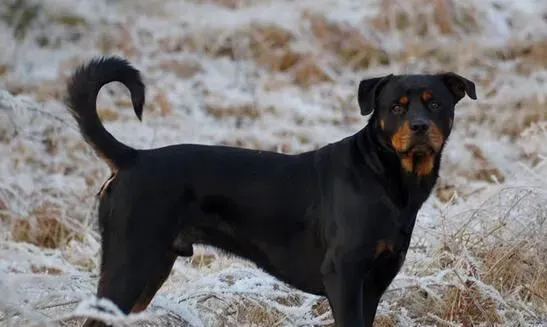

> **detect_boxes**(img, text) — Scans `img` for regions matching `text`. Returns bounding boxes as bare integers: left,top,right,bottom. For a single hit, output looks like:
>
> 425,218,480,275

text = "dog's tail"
65,56,145,170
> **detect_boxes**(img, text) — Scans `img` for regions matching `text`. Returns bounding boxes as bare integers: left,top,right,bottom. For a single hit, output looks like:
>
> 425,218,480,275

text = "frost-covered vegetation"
0,0,546,326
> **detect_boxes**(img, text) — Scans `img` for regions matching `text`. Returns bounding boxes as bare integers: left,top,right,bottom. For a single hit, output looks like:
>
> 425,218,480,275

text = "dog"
64,56,476,327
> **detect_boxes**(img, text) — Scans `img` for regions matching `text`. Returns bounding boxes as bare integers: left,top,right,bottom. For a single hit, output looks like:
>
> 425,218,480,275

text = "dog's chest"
372,236,408,270
369,201,416,268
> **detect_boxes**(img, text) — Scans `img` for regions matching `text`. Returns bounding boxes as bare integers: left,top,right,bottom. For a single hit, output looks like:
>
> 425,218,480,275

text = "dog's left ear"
358,74,393,116
438,72,477,102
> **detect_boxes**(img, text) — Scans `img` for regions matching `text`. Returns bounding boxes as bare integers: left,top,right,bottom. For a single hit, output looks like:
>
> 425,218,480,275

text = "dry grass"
190,253,217,269
463,143,505,183
158,23,335,87
374,315,397,327
390,211,547,326
440,284,502,326
186,0,268,10
96,107,120,121
435,240,546,326
29,264,63,275
205,101,260,120
228,298,284,326
153,89,174,117
8,202,83,249
154,58,203,79
1,0,547,326
305,11,390,69
370,0,479,36
159,24,296,66
478,242,546,310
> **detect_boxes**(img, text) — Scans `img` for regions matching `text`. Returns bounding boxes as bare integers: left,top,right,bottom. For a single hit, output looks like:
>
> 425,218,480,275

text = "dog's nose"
409,119,429,134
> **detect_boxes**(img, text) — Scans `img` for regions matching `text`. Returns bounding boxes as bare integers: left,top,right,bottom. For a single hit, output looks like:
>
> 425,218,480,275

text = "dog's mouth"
399,137,438,156
398,141,438,176
407,143,434,155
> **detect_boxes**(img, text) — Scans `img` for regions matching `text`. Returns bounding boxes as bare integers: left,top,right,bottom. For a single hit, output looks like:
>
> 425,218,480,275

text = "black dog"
65,57,476,327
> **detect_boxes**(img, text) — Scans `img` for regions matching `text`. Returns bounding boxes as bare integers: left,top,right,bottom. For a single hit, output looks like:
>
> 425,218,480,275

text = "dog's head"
358,73,477,176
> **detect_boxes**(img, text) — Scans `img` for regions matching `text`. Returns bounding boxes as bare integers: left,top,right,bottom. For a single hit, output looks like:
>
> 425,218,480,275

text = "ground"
0,0,546,326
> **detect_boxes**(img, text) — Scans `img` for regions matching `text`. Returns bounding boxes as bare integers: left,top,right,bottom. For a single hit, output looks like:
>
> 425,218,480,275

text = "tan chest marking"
375,239,395,258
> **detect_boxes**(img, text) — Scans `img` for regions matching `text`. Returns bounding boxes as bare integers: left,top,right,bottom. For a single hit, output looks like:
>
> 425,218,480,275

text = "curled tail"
65,56,145,170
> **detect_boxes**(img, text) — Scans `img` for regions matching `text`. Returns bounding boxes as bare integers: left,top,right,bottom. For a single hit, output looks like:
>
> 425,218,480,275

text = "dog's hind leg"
82,206,179,327
131,251,177,313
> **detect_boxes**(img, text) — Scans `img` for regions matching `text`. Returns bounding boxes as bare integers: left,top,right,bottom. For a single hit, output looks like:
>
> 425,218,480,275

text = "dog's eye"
391,104,404,114
429,102,441,110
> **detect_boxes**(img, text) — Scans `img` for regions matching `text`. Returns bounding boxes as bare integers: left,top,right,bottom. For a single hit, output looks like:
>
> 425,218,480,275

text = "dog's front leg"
361,280,383,326
321,252,366,327
361,253,403,325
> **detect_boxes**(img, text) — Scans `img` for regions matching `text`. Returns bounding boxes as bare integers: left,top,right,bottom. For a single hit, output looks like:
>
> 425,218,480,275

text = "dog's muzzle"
391,119,445,155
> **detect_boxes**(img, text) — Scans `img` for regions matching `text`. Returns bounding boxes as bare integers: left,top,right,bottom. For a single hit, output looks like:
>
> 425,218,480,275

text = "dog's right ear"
358,74,393,116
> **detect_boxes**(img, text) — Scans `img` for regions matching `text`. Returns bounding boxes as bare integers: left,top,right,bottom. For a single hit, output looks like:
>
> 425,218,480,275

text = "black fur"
65,56,477,327
65,57,145,169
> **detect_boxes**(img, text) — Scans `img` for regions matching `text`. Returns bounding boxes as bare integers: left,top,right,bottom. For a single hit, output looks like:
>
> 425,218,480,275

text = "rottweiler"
64,56,476,327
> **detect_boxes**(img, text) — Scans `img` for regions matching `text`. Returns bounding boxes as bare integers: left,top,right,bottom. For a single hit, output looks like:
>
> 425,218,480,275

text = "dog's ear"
358,74,393,116
438,72,477,102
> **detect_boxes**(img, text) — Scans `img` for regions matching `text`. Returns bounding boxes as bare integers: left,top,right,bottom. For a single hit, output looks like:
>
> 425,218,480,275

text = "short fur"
65,57,477,327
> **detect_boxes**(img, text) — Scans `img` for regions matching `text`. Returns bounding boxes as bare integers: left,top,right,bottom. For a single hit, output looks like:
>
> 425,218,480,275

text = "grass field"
0,0,546,326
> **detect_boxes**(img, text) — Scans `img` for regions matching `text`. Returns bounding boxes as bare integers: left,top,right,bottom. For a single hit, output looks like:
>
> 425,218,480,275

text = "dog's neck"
354,122,441,238
357,121,440,208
